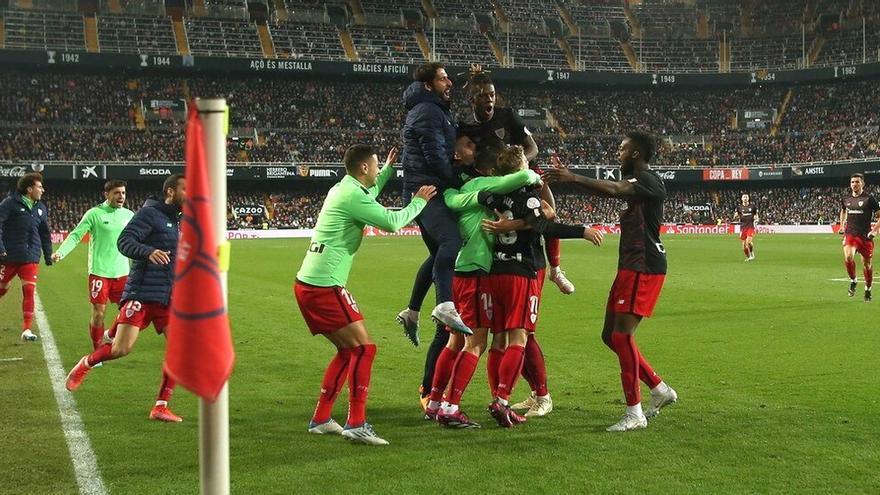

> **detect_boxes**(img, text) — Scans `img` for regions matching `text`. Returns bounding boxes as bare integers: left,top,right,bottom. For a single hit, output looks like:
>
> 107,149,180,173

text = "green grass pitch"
1,234,878,494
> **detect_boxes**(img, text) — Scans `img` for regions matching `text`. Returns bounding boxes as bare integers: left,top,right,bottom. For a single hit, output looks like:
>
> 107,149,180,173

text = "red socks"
610,332,640,406
545,237,561,268
846,259,857,279
346,344,376,427
496,344,525,401
312,348,351,424
448,351,479,406
21,283,35,330
523,337,549,396
86,343,114,367
89,324,104,349
429,347,458,403
865,266,873,288
487,348,504,396
157,371,175,403
638,351,662,389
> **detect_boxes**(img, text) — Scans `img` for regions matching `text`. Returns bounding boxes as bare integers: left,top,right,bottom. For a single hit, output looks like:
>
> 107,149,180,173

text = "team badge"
859,201,864,207
495,128,506,139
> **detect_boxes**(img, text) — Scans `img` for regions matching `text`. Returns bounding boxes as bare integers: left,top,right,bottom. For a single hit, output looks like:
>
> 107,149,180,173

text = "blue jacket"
117,197,180,306
401,81,457,193
0,192,52,265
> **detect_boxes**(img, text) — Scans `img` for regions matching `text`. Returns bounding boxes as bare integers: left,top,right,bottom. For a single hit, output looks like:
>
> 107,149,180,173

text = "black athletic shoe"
865,290,872,302
848,281,857,297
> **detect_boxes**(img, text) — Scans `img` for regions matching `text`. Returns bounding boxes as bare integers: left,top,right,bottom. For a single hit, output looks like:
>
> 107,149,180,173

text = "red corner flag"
165,106,234,402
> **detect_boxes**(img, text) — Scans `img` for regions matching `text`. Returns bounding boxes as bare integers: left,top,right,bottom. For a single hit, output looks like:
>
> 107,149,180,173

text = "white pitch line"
0,357,24,362
829,278,863,282
34,291,108,495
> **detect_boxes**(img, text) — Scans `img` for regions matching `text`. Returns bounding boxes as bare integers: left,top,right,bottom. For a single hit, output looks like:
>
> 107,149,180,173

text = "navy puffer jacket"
401,81,457,193
117,197,180,306
0,192,52,265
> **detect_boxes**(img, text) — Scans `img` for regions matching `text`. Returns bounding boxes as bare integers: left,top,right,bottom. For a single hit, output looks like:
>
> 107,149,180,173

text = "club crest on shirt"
859,201,864,207
37,208,43,216
495,128,506,140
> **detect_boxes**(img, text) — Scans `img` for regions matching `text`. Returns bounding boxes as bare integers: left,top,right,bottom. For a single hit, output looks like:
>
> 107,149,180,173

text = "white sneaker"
395,308,420,346
525,395,553,417
549,267,575,295
341,422,389,446
21,329,38,342
511,391,537,410
646,385,678,418
308,418,344,435
606,412,648,432
431,302,472,335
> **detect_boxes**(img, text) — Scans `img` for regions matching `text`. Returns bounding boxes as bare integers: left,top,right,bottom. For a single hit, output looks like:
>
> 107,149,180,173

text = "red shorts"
844,234,874,258
739,227,756,240
489,273,541,333
607,269,665,318
112,300,169,334
0,262,39,285
294,281,364,335
88,275,128,305
453,275,492,330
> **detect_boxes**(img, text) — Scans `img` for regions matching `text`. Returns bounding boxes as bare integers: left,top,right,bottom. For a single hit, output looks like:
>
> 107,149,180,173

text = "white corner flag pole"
195,98,230,495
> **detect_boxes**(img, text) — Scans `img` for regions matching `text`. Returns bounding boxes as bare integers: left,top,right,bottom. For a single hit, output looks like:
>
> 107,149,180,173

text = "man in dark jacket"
66,174,187,423
0,172,52,342
399,62,472,409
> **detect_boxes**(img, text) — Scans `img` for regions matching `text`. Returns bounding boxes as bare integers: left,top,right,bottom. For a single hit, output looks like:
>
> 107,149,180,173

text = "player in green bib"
295,145,436,446
53,180,133,350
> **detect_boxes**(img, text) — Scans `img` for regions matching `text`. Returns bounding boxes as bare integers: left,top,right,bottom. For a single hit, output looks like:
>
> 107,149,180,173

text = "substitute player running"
839,173,880,301
733,193,758,261
53,180,133,350
296,145,435,446
545,131,678,432
66,174,186,423
457,66,575,294
0,172,52,342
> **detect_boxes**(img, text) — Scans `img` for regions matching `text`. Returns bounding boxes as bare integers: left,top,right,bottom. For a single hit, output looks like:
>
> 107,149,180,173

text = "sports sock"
447,351,480,406
626,403,644,417
86,343,114,367
487,348,504,396
638,350,662,389
846,259,857,280
523,337,549,396
610,332,641,406
89,324,104,349
743,247,750,258
429,347,458,403
346,344,376,427
546,237,561,268
864,266,873,289
420,324,449,395
21,283,35,330
496,344,526,401
312,348,351,424
749,245,755,257
156,371,175,403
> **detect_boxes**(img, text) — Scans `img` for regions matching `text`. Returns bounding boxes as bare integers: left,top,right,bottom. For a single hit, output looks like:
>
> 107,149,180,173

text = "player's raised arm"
371,147,398,196
544,156,637,198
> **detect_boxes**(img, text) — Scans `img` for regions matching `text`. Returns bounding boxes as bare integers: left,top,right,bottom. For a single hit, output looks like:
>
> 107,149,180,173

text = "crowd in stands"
8,179,866,232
